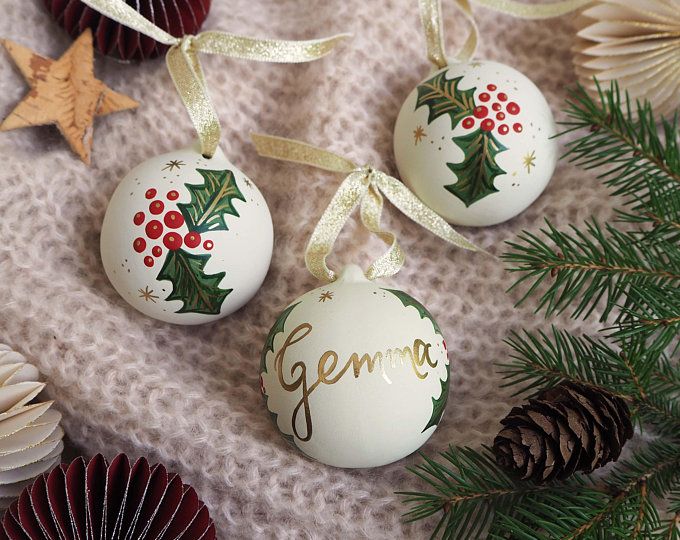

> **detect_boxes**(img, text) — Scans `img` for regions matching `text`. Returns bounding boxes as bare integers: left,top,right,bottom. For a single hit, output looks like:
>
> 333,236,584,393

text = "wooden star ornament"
1,29,138,164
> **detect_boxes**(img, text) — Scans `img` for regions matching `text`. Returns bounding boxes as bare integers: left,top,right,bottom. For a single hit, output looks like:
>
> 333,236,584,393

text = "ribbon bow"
251,133,483,283
420,0,593,68
80,0,348,158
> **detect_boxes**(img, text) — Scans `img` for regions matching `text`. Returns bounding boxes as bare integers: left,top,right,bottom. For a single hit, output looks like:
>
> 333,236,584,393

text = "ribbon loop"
251,133,484,283
420,0,593,66
80,0,349,158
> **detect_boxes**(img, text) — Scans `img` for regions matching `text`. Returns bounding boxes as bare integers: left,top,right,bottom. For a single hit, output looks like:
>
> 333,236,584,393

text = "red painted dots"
496,112,506,121
164,211,184,229
144,256,154,267
499,124,509,135
184,232,201,248
481,118,495,132
462,117,475,129
149,200,164,215
479,92,490,102
152,246,163,257
133,212,145,226
146,220,163,240
473,106,488,119
497,92,508,102
163,232,183,250
145,188,157,199
204,240,214,250
507,102,520,115
487,84,497,91
167,190,179,201
133,237,146,253
513,123,523,133
492,103,502,111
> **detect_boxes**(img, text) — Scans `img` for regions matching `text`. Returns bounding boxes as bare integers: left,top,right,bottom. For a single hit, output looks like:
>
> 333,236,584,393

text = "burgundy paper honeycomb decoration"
43,0,212,61
0,454,216,539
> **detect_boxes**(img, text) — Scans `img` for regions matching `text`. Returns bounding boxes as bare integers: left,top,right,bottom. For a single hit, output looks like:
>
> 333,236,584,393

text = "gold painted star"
523,150,537,173
0,29,138,164
318,291,334,302
138,286,159,303
162,160,185,171
413,125,427,145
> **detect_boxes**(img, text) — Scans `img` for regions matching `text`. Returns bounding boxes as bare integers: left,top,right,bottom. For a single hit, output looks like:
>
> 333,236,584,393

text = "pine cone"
493,381,634,483
0,454,215,539
43,0,212,61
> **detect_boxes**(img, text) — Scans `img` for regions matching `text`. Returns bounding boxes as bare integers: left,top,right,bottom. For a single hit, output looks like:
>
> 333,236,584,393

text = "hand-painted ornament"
260,265,449,468
394,60,558,226
101,144,273,324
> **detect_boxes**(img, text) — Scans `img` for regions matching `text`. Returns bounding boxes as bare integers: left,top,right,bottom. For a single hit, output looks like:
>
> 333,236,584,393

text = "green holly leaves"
415,71,507,207
158,249,231,315
446,130,507,207
423,375,449,432
261,302,300,373
156,167,246,315
416,73,476,130
178,168,246,233
383,288,442,336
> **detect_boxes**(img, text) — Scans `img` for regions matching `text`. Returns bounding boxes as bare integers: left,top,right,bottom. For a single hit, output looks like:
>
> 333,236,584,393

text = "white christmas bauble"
394,60,558,226
101,144,273,324
260,265,450,468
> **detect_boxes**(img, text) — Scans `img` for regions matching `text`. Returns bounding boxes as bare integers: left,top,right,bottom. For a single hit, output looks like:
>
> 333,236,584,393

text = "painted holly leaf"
383,288,442,335
157,248,231,315
261,302,300,447
415,72,476,130
178,168,246,233
260,302,300,373
446,130,507,207
423,372,449,432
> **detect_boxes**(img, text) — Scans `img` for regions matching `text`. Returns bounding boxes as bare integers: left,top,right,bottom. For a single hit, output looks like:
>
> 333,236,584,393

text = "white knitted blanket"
0,0,616,537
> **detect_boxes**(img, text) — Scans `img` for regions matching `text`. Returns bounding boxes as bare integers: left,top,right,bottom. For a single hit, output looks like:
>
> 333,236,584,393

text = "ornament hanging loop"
251,133,483,284
420,0,595,66
79,0,349,159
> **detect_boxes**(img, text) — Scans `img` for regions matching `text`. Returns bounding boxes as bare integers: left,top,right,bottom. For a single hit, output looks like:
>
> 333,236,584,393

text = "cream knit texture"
0,0,617,537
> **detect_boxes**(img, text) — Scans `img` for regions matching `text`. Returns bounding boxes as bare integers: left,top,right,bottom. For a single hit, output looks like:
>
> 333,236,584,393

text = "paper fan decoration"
43,0,212,61
0,345,63,510
0,454,216,539
573,0,680,117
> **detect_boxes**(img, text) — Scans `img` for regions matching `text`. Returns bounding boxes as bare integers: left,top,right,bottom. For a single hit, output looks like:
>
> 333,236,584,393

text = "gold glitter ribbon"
421,0,594,67
80,0,348,158
251,133,482,283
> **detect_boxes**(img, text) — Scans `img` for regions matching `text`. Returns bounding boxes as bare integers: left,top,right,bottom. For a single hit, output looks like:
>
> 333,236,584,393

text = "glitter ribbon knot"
251,133,482,283
80,0,349,158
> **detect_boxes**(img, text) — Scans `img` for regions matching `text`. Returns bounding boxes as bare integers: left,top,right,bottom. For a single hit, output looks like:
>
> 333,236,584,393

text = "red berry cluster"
461,84,523,137
132,188,214,268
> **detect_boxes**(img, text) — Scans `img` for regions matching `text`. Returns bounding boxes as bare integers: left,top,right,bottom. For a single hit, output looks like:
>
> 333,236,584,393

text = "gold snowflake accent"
138,286,159,303
413,125,427,145
318,291,334,302
162,160,185,171
523,151,536,174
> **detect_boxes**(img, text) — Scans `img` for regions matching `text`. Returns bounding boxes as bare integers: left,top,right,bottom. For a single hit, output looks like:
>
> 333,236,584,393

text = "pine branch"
613,283,680,355
503,220,680,322
560,82,680,225
499,328,680,431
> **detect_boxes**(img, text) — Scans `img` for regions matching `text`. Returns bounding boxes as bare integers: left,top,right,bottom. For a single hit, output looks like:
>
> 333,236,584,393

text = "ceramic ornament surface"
101,144,273,324
394,60,558,226
260,265,450,468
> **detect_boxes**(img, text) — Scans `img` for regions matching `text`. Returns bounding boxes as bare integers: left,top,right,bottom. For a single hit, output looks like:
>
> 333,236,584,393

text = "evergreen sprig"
400,81,680,539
